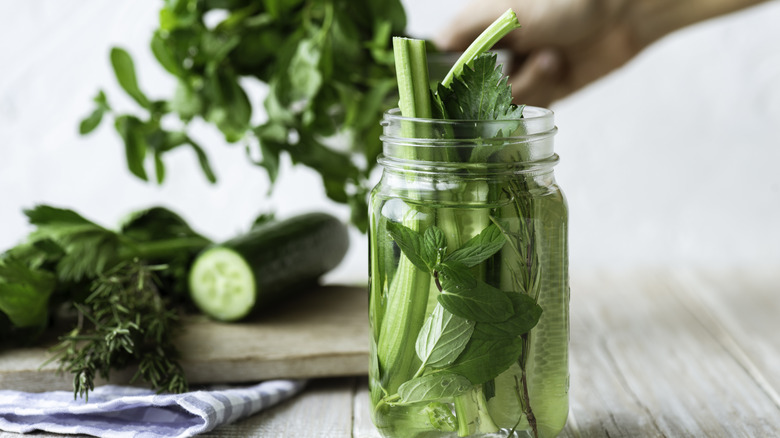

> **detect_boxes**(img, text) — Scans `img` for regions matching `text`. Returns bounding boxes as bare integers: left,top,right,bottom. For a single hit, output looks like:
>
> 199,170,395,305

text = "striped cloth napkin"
0,380,306,437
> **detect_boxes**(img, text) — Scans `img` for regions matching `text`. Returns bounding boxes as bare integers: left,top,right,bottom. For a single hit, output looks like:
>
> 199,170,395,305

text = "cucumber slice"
189,247,256,322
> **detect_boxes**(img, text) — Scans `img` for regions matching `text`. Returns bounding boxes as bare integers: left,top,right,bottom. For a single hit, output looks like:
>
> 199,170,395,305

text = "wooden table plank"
673,268,780,408
0,286,370,392
201,378,358,438
565,270,780,437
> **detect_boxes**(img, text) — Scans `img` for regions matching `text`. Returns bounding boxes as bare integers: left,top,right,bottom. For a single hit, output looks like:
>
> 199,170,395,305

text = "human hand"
436,0,637,107
436,0,767,107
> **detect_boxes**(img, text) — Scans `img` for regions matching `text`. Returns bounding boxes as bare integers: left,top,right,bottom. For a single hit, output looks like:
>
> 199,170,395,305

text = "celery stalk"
441,9,521,88
376,37,434,396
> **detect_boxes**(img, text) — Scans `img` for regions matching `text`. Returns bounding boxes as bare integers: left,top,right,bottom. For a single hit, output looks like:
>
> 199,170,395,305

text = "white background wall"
1,1,779,284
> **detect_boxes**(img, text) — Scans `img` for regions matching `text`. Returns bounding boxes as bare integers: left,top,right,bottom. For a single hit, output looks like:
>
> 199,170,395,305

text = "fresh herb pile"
80,0,406,232
370,10,568,437
0,206,214,396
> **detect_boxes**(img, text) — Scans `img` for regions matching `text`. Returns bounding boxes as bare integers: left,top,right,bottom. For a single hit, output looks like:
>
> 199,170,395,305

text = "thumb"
509,49,564,108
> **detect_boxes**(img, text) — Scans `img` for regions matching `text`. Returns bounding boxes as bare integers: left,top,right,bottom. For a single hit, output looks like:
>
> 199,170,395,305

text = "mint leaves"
383,220,543,397
438,274,514,323
446,224,509,267
416,304,474,370
398,373,473,404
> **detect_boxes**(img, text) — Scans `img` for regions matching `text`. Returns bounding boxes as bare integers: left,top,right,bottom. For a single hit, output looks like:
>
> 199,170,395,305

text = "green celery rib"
441,9,521,88
376,37,434,397
393,37,432,123
433,11,521,433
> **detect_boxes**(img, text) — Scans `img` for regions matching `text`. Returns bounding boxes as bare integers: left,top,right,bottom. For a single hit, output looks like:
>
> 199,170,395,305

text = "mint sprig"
382,220,543,401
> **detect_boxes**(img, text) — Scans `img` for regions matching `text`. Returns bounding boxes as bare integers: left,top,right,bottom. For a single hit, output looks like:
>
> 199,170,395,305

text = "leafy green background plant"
80,0,407,232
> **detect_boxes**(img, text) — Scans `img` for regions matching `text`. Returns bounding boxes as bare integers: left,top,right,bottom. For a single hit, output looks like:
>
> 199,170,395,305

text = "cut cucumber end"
189,247,256,321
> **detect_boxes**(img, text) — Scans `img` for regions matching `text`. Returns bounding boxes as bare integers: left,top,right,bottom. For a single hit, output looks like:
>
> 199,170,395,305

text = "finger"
509,49,565,107
434,0,519,51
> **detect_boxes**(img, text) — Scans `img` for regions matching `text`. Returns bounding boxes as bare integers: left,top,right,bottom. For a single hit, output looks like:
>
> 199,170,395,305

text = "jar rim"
382,106,554,125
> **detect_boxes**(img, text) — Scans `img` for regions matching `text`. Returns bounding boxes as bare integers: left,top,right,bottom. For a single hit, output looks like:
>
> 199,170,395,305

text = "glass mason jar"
368,108,569,438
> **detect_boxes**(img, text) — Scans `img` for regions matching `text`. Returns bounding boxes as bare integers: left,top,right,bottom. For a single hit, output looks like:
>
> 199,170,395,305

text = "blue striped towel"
0,379,306,437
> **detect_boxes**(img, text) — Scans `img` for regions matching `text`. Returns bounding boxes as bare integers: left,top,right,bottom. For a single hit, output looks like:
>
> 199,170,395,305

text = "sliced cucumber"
189,247,257,321
188,212,349,321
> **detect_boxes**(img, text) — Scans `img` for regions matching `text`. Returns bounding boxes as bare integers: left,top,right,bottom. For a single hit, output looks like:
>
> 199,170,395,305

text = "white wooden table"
2,268,780,437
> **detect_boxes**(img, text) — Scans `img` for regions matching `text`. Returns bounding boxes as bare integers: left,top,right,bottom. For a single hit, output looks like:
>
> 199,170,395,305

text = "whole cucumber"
188,212,349,321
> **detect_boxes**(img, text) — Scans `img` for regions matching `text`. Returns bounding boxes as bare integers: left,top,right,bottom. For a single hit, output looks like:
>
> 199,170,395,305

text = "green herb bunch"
80,0,407,232
0,206,212,396
48,262,188,399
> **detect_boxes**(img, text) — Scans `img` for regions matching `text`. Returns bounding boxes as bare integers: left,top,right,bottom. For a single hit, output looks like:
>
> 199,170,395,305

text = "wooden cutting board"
0,286,369,392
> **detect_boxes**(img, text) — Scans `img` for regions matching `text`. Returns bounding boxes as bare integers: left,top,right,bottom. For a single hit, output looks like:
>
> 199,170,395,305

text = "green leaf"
285,38,323,106
472,292,542,339
483,379,496,401
446,337,524,385
110,47,151,109
79,109,104,135
386,221,428,272
79,90,111,135
422,226,446,270
250,212,276,229
205,71,252,142
171,80,203,121
0,283,52,329
444,223,506,268
438,274,514,323
23,206,121,282
263,0,304,19
437,261,476,289
435,52,524,121
0,258,56,329
416,304,474,369
257,141,281,184
186,137,217,183
252,123,287,184
154,150,166,184
150,31,181,76
114,115,148,181
119,207,208,243
397,373,472,404
25,205,93,226
201,33,240,73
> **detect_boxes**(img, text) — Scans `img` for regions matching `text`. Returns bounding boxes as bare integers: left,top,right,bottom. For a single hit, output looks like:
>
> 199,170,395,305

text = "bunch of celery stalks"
368,9,569,438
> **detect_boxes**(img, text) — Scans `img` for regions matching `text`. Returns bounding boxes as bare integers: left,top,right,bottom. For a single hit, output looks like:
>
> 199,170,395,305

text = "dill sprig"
48,260,188,399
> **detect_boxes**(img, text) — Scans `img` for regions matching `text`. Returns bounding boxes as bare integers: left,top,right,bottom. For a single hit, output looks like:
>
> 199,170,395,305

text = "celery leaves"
434,53,524,121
